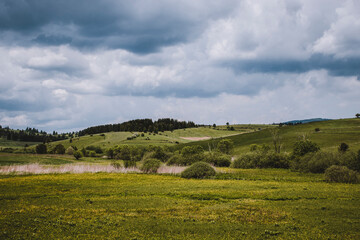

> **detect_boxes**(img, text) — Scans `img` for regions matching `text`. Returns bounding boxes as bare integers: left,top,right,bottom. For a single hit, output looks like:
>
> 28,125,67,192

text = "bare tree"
269,128,282,153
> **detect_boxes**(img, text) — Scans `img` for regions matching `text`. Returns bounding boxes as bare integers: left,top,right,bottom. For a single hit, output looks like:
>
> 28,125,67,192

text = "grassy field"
0,138,41,149
181,118,360,154
0,171,359,239
0,119,359,239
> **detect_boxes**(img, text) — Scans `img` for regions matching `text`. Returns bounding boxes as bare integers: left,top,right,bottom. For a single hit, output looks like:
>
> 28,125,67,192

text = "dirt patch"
180,137,212,141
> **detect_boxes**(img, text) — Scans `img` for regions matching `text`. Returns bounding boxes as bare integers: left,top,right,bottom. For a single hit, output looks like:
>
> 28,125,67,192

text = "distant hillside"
179,118,360,154
281,118,331,125
49,127,246,150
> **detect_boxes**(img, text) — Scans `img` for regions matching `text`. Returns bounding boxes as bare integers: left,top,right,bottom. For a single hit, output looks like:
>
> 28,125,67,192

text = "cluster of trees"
97,139,233,167
78,118,197,136
0,126,67,142
226,122,235,131
232,139,360,183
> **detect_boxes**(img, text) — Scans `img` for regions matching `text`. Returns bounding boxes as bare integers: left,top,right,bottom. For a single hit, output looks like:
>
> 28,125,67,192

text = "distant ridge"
78,118,197,136
281,118,332,125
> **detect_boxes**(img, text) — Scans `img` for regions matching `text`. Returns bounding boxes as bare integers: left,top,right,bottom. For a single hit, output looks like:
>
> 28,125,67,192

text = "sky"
1,0,360,133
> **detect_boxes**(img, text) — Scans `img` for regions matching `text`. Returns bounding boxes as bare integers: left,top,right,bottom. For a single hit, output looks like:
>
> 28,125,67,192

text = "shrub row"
232,152,289,169
325,165,359,183
291,151,360,173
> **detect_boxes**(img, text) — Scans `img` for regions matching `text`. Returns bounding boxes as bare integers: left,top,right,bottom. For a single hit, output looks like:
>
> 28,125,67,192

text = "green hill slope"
47,127,254,150
180,118,360,154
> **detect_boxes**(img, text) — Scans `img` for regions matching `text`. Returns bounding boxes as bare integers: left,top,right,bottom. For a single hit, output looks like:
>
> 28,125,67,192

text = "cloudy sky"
1,0,359,132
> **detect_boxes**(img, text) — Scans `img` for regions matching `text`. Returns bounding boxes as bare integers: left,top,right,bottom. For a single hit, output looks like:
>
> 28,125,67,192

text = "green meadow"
181,119,360,154
48,126,250,150
0,118,360,239
0,138,41,149
0,171,359,239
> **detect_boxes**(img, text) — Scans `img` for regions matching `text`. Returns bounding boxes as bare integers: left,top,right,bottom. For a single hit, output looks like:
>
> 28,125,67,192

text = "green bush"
325,165,359,183
181,162,216,179
54,144,65,154
80,148,87,157
340,151,360,172
293,140,320,156
73,150,82,160
35,144,47,154
150,147,170,162
140,158,161,173
86,146,103,154
249,144,270,153
180,146,205,166
217,139,234,154
114,145,131,161
65,146,74,155
106,148,114,159
291,151,340,173
338,143,349,153
166,154,182,165
111,161,122,169
232,152,261,169
89,151,96,157
249,144,259,152
124,160,137,168
205,152,231,167
232,152,289,169
259,152,290,169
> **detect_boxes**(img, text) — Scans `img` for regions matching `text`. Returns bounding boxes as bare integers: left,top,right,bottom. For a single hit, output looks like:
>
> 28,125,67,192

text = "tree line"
78,118,197,136
0,126,67,143
0,118,198,142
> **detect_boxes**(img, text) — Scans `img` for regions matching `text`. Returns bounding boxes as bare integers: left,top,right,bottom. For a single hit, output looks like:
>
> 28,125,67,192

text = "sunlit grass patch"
0,172,359,239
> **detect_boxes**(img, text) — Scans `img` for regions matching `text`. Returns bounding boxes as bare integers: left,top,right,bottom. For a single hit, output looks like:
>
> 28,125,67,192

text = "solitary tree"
73,150,82,160
65,146,74,155
269,128,282,153
356,113,360,118
293,140,320,156
338,142,349,153
217,139,234,154
54,144,65,154
36,144,47,154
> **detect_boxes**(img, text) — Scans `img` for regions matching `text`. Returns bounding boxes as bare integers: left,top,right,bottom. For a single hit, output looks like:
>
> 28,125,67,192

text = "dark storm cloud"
224,54,360,78
0,0,232,54
0,98,48,112
32,34,72,45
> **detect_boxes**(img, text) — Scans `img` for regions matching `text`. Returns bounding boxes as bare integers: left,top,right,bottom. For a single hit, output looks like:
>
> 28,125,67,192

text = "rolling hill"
178,118,360,154
45,127,253,150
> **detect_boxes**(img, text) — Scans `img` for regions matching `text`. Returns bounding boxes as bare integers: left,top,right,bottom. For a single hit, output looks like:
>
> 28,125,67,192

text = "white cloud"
52,89,69,102
313,0,360,58
0,115,30,127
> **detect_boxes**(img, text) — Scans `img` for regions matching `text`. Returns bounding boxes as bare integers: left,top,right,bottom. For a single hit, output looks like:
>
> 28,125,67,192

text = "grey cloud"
0,0,235,54
0,98,48,112
25,64,89,78
224,54,360,79
1,0,360,132
32,34,72,45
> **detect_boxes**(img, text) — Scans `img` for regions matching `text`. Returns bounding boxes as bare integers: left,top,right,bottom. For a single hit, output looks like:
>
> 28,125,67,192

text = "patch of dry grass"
0,163,187,175
0,163,140,175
